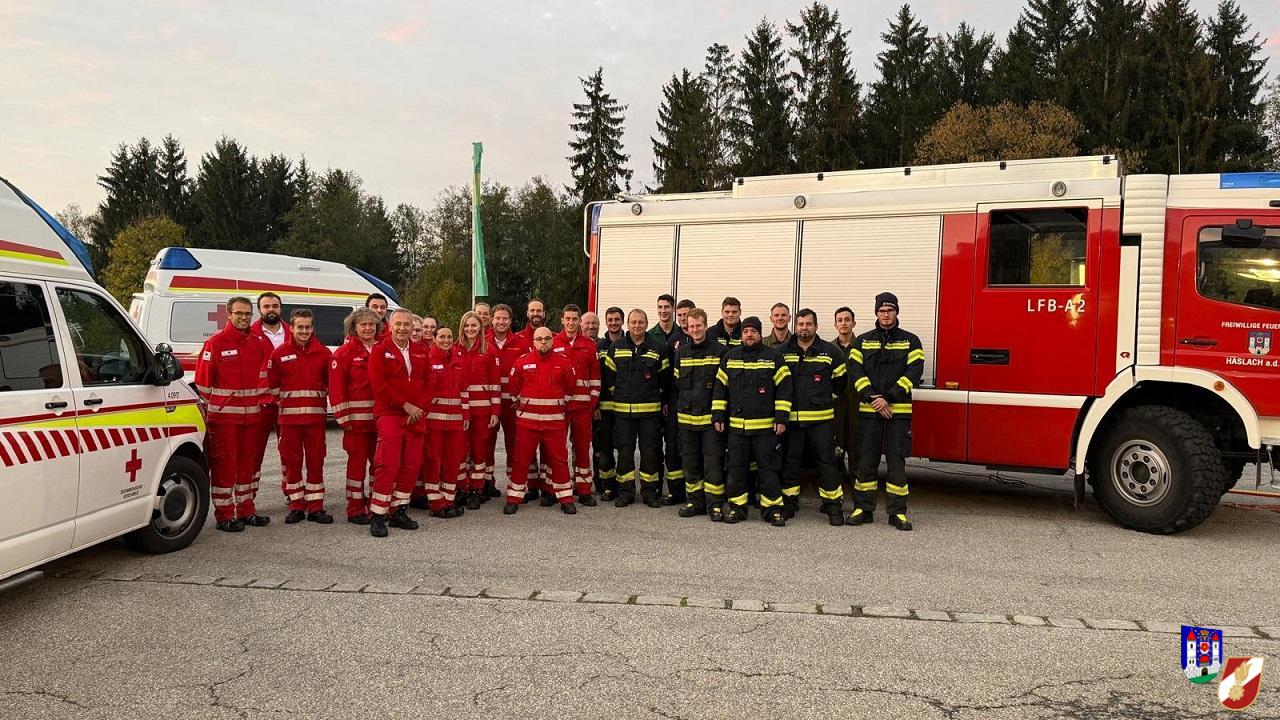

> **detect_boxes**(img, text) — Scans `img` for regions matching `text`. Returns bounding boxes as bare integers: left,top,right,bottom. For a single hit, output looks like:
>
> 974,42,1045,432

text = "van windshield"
1198,226,1280,310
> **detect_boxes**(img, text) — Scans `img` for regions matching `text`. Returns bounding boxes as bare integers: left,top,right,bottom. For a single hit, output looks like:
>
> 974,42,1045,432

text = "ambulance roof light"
349,266,400,305
1220,172,1280,189
157,246,202,270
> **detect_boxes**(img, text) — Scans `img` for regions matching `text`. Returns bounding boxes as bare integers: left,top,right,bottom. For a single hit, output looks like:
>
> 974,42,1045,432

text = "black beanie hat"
741,316,763,332
875,292,899,312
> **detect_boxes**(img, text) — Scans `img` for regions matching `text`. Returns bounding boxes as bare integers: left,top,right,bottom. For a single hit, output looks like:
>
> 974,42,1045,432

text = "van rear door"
0,277,80,578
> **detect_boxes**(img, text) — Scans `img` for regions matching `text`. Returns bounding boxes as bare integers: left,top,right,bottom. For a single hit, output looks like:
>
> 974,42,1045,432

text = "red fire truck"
584,156,1280,533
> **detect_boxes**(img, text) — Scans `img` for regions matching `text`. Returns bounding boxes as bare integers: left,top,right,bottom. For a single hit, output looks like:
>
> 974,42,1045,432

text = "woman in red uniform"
329,308,380,524
422,325,470,519
454,311,500,509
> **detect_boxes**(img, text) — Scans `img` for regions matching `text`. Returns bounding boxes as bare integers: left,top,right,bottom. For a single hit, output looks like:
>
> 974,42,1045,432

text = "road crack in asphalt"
0,688,91,711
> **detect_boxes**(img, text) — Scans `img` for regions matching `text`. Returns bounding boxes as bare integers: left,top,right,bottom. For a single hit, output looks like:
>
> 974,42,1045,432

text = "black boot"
347,514,371,525
641,490,662,509
722,505,747,524
429,506,462,519
370,514,389,537
766,508,787,527
465,492,483,510
216,519,246,532
307,510,334,524
677,502,705,518
409,496,430,510
600,487,618,502
847,508,874,526
614,492,635,508
389,507,419,530
503,502,519,515
578,494,598,507
561,502,577,515
539,493,556,507
243,514,271,527
284,509,306,524
824,505,845,527
888,513,913,531
707,503,724,523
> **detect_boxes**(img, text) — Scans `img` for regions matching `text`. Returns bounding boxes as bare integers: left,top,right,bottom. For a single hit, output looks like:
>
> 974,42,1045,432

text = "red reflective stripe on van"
0,238,65,260
4,433,28,463
35,431,55,459
108,428,123,446
0,439,12,466
80,429,97,452
18,431,41,460
50,430,70,457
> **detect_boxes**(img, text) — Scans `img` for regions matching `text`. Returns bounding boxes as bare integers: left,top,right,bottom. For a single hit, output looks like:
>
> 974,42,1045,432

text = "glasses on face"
229,311,253,317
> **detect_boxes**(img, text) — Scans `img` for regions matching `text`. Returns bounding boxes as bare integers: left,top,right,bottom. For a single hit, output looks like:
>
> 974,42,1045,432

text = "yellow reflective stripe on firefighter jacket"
780,335,848,425
601,335,668,417
848,323,924,416
712,343,792,434
673,339,726,429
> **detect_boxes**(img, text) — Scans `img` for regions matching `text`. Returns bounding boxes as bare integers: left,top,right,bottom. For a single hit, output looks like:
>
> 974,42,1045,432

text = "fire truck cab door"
967,200,1103,468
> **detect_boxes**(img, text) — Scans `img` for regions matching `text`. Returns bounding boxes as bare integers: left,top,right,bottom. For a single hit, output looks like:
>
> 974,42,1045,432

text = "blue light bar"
1220,173,1280,189
157,246,202,270
349,266,400,305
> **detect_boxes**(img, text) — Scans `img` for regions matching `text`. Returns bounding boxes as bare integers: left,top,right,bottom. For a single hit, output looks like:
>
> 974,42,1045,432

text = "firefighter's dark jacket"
602,334,668,417
781,335,848,425
712,342,792,434
706,319,742,348
848,322,925,416
672,337,726,429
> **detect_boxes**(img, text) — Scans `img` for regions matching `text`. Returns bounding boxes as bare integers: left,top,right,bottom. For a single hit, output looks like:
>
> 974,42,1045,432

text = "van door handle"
83,397,104,406
970,348,1010,365
1179,337,1218,348
45,401,68,410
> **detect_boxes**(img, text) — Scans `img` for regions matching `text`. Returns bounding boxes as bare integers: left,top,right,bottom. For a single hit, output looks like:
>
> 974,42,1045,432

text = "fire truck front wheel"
1092,406,1225,534
125,454,210,553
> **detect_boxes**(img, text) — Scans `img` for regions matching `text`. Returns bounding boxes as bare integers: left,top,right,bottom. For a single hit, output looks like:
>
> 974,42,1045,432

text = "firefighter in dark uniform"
648,294,690,507
593,307,626,499
671,307,726,518
780,308,848,526
712,316,792,526
706,296,743,348
832,306,859,481
602,308,668,508
847,292,924,530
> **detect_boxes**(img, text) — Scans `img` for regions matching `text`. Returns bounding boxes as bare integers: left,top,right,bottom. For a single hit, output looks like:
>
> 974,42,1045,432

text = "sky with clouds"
2,0,1277,216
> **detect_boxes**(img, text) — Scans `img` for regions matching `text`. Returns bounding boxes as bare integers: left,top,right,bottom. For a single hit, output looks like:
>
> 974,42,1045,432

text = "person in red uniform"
367,308,430,537
329,308,380,524
484,304,529,497
503,326,578,515
245,292,288,524
421,325,470,518
193,296,273,532
455,311,499,509
267,309,334,524
552,303,600,505
365,293,390,340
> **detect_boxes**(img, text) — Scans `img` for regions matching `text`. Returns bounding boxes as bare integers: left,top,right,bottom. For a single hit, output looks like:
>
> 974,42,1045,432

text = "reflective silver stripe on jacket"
516,410,565,421
520,397,563,406
280,406,326,415
280,390,327,399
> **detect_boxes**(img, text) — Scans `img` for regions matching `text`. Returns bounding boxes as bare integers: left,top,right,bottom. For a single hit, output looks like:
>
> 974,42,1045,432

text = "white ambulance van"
128,247,399,376
0,176,206,586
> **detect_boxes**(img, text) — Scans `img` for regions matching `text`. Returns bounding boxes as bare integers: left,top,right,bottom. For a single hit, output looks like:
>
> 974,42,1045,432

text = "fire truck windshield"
1197,225,1280,310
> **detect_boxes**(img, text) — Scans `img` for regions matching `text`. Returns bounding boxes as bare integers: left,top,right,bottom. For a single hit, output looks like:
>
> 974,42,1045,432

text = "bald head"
582,311,600,339
532,326,554,354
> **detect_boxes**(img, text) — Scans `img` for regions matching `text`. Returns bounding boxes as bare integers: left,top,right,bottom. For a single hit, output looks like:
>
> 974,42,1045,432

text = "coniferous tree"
652,69,716,193
92,138,164,253
1141,0,1216,173
732,18,795,176
1023,0,1080,103
1205,0,1269,170
701,43,739,188
157,135,192,227
1265,81,1280,170
936,22,994,109
787,2,862,172
988,20,1042,104
567,67,633,204
257,154,296,249
864,5,936,167
189,137,263,251
1069,0,1148,156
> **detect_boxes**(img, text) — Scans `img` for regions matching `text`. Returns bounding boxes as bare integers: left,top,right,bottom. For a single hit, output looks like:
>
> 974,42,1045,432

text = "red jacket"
425,346,469,430
453,340,498,422
552,330,601,413
509,348,576,430
369,336,431,433
193,323,271,426
486,329,530,408
329,337,376,432
266,336,331,426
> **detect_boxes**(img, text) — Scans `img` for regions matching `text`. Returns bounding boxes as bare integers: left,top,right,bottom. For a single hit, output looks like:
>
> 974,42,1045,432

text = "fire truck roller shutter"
675,221,797,321
798,215,942,386
595,225,675,318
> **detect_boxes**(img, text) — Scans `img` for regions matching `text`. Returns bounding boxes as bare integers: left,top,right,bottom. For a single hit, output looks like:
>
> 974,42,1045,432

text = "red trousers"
371,416,424,516
342,429,377,519
246,404,277,511
461,418,490,493
485,403,517,487
505,424,571,504
279,424,327,512
423,427,467,511
568,409,594,497
206,423,257,522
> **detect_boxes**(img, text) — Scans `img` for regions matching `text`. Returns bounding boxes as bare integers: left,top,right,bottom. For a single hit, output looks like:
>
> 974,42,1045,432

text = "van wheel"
1091,406,1224,534
1221,459,1247,497
125,455,209,553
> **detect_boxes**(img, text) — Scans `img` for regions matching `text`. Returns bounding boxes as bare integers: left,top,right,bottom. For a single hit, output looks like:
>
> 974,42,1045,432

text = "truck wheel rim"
1110,440,1171,507
153,472,197,537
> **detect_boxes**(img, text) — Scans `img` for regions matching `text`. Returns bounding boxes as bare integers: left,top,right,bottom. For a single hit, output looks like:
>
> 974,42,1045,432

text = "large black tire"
1090,406,1225,534
1221,459,1247,497
125,454,210,553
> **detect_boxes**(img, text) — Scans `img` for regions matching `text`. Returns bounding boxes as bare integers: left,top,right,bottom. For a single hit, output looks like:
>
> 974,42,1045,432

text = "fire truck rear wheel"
125,455,210,554
1092,406,1225,534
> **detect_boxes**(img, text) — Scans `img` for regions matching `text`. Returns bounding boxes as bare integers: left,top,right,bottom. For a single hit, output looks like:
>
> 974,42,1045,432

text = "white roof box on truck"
142,247,399,305
0,176,96,281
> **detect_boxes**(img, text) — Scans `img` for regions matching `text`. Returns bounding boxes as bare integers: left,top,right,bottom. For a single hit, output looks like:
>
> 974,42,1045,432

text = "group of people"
193,288,924,538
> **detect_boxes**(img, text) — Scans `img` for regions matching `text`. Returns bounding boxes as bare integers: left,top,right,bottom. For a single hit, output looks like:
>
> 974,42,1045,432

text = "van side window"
0,281,62,391
169,301,225,343
1197,225,1280,309
988,208,1088,287
55,288,148,386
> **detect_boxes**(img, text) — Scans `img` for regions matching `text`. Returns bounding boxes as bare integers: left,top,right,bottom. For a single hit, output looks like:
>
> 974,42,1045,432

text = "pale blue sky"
2,0,1277,215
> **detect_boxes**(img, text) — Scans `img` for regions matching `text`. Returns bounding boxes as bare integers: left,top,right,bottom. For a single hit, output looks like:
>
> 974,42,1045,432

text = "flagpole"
471,141,488,307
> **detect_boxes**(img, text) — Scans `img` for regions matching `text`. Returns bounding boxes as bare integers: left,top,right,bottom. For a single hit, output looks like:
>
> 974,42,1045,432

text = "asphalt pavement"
2,427,1278,719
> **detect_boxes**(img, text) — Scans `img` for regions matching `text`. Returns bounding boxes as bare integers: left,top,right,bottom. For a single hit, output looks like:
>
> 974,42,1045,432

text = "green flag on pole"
471,141,489,299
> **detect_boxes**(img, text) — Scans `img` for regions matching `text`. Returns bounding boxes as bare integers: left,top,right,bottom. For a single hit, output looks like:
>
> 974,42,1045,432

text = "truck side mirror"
1222,220,1264,247
153,343,182,386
